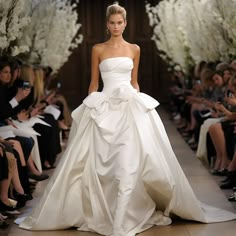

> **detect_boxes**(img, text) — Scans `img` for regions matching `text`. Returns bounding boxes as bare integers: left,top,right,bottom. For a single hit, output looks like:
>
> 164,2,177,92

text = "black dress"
8,80,61,167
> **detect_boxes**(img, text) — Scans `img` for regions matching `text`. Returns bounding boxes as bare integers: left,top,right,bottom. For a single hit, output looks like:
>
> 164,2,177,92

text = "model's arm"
88,45,100,95
131,44,140,92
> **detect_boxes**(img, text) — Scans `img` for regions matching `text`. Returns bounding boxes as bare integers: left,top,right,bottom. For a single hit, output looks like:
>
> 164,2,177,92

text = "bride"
18,3,236,236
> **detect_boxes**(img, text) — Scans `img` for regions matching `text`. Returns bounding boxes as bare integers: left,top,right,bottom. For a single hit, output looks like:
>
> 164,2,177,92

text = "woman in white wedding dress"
18,3,236,236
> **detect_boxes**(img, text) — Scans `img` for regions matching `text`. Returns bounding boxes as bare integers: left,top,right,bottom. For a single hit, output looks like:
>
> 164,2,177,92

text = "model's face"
107,14,126,36
0,66,11,84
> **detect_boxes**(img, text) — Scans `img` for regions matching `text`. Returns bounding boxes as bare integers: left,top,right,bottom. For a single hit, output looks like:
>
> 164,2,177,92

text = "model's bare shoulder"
128,43,140,58
131,43,140,53
93,43,106,49
92,43,104,53
92,43,106,58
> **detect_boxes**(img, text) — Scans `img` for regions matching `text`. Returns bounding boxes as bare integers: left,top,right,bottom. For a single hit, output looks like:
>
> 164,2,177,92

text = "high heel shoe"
0,219,9,229
220,170,236,183
42,164,56,170
228,187,236,202
0,213,8,220
211,168,228,176
221,176,230,183
11,191,27,209
28,173,49,181
13,190,33,201
61,129,70,140
217,168,228,176
60,127,70,132
211,169,220,175
0,200,16,212
220,179,236,189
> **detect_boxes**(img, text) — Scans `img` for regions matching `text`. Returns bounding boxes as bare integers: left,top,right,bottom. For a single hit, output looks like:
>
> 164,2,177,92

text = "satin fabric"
18,57,236,236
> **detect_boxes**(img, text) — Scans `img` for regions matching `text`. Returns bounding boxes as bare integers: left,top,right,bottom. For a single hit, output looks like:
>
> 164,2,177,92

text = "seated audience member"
0,57,49,180
43,66,72,130
230,60,236,71
225,150,236,202
14,64,61,170
208,76,236,180
192,65,233,151
34,67,71,135
0,140,31,214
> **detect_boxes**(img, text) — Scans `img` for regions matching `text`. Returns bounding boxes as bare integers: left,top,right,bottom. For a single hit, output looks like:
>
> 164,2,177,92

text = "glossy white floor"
2,107,236,236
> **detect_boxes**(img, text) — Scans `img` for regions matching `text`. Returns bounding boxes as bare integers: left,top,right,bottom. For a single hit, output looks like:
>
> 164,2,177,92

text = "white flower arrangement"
0,0,31,56
146,0,236,74
210,0,236,60
146,0,194,74
18,0,83,73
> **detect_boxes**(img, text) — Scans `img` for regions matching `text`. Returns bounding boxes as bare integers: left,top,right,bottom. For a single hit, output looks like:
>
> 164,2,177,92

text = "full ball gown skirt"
18,57,236,236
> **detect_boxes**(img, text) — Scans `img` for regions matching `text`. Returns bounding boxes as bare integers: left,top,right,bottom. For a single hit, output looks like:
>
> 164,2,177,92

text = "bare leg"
209,123,222,169
0,179,11,205
58,120,69,130
53,95,72,126
10,158,24,194
8,140,26,166
27,155,49,181
183,103,202,132
0,146,11,205
209,123,231,170
227,151,236,172
27,155,42,176
189,103,198,130
6,152,24,195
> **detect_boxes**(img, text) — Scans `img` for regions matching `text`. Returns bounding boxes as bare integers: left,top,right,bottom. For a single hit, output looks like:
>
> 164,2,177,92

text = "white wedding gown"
18,57,236,235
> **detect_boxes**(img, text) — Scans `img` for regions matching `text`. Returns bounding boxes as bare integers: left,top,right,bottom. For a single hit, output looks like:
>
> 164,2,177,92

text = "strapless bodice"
99,57,134,94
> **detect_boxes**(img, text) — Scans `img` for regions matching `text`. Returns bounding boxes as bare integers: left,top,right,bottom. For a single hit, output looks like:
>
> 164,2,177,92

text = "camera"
16,80,31,89
195,80,201,84
226,90,233,97
22,81,31,89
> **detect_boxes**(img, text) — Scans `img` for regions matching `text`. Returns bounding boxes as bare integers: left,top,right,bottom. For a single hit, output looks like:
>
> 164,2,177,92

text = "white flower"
145,0,236,74
174,65,182,71
11,45,30,56
17,0,83,73
0,0,31,55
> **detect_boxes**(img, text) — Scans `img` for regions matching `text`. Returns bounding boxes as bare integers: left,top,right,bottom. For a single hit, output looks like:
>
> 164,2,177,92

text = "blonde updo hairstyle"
106,2,127,21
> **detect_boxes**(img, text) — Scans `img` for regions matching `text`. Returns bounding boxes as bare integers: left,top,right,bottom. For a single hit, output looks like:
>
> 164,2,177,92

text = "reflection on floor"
2,107,236,236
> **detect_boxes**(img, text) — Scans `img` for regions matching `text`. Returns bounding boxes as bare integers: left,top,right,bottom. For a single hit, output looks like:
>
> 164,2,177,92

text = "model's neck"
108,36,125,47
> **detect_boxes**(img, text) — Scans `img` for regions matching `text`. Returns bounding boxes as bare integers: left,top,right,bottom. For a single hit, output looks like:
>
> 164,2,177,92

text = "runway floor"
2,106,236,236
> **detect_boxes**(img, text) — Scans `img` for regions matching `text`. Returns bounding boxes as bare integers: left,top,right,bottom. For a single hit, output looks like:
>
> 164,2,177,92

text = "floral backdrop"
0,0,83,73
146,0,236,75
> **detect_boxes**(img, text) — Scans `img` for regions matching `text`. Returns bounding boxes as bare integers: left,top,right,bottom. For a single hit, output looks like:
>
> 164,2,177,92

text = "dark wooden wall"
56,0,171,110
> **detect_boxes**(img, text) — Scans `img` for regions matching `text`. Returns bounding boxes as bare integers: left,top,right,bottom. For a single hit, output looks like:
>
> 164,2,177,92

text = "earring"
106,28,110,34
